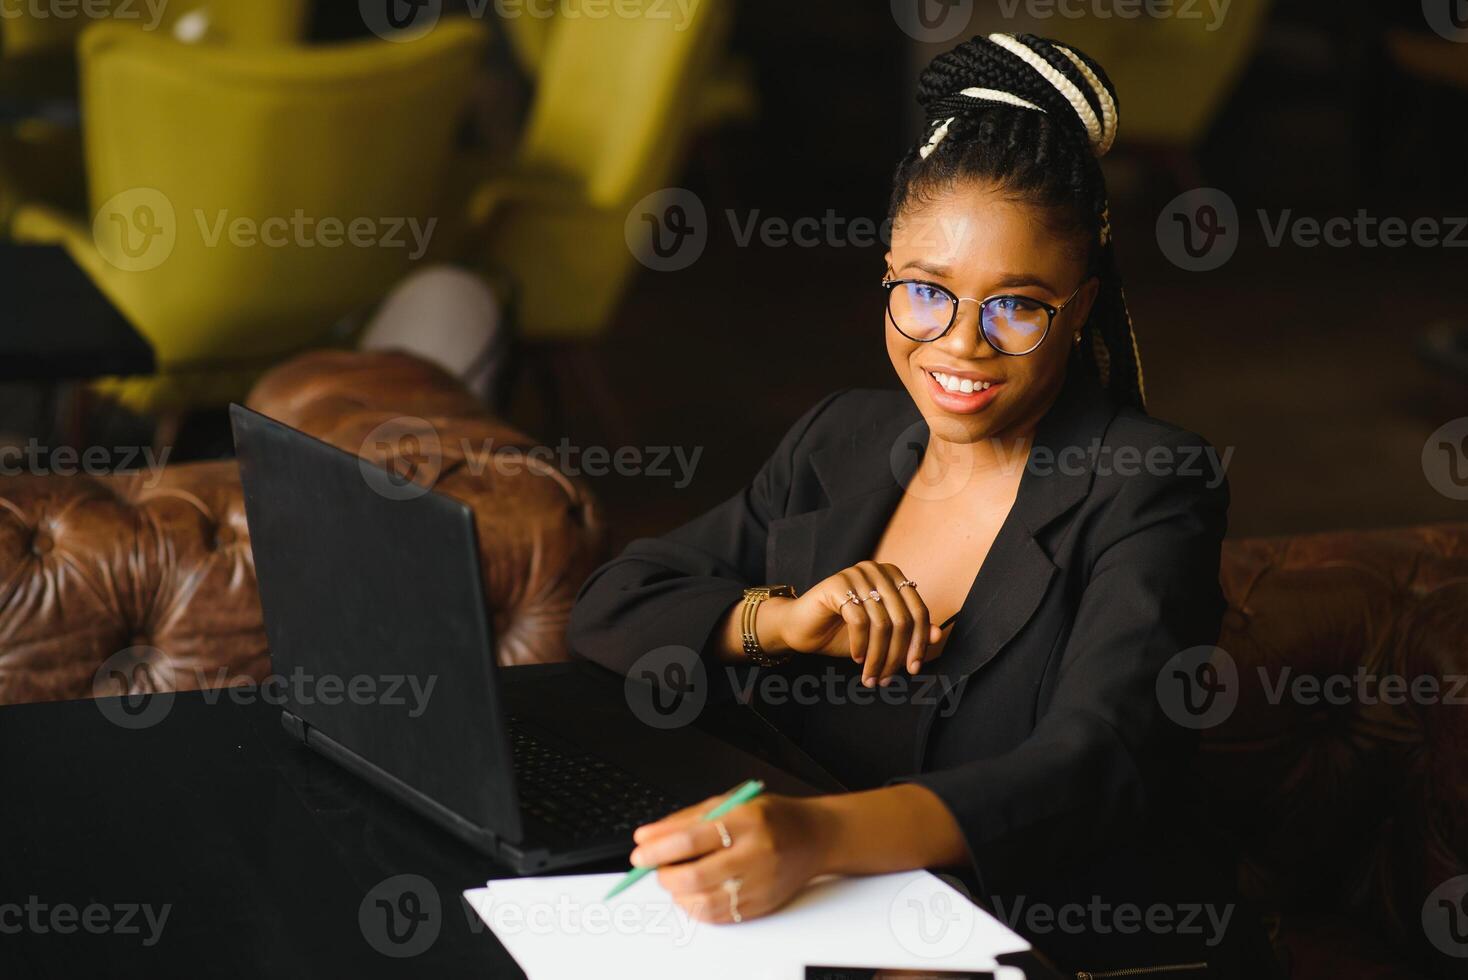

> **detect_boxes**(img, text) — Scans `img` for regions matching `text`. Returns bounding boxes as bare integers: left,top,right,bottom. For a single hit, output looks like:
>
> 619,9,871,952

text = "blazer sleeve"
901,431,1230,896
568,390,848,686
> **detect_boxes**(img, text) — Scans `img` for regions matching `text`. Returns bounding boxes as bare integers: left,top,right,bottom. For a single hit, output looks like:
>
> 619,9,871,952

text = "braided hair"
890,33,1146,410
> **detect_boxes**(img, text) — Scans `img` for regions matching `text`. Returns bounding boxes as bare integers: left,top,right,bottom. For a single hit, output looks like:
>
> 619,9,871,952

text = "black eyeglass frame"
880,272,1085,356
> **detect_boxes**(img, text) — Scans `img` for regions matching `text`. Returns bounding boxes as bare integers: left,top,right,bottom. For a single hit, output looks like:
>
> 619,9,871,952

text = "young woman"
571,33,1275,977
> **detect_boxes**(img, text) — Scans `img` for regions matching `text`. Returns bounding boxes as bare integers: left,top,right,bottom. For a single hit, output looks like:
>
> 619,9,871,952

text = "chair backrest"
516,0,731,208
79,18,486,377
0,0,308,58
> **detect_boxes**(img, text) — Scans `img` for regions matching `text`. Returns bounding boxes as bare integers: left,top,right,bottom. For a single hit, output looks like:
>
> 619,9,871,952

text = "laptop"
230,404,829,874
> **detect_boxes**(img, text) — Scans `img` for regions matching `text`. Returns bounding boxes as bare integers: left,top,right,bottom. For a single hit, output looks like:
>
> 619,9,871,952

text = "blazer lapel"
768,410,926,590
768,368,1116,688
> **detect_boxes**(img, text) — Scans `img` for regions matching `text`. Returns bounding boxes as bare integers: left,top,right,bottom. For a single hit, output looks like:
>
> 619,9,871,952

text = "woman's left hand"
629,792,831,924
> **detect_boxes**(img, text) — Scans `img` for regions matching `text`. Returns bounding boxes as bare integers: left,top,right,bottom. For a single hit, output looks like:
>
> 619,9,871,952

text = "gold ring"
841,589,863,608
714,819,733,849
898,580,917,590
724,877,743,923
867,590,882,602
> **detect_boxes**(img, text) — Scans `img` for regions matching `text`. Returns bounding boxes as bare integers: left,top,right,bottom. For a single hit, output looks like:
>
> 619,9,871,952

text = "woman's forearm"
808,784,970,875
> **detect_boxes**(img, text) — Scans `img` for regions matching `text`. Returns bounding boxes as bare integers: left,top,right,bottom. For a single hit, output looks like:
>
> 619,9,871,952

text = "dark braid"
889,33,1146,411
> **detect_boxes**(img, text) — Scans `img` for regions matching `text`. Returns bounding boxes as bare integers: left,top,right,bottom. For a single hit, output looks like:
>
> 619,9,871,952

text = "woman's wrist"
804,785,970,877
754,596,795,654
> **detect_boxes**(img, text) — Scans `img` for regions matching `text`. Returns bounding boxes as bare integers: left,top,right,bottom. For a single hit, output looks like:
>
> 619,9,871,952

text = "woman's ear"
1071,276,1101,335
882,251,894,277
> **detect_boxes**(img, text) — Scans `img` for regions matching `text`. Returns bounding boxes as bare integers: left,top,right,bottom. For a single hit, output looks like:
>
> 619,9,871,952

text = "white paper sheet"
464,870,1029,979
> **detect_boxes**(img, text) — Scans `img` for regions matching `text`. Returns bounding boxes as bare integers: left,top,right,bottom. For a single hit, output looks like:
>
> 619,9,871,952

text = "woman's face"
885,181,1098,445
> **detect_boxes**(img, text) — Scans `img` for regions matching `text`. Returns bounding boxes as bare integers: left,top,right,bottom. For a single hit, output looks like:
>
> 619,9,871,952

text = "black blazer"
570,369,1260,972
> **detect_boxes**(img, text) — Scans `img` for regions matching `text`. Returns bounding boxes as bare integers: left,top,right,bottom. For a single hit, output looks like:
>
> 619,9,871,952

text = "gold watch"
740,585,796,667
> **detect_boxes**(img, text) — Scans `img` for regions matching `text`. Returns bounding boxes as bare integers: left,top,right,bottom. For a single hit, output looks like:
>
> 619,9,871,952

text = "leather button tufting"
31,532,53,556
214,526,236,549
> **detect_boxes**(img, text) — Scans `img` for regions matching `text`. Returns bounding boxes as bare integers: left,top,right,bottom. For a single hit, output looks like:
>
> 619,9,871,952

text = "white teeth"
930,371,991,393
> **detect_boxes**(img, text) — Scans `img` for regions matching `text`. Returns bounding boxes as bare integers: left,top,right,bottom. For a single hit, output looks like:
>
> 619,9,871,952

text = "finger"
861,562,914,684
631,819,726,869
880,564,932,674
634,794,724,842
836,570,870,663
655,836,744,894
846,566,892,688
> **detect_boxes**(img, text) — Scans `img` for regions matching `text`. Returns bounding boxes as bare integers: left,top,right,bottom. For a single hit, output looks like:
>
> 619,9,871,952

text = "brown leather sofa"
0,363,1462,976
0,349,604,705
1200,523,1468,980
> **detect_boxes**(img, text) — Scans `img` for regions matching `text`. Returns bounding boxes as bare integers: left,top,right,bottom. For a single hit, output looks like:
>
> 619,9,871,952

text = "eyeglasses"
881,271,1084,355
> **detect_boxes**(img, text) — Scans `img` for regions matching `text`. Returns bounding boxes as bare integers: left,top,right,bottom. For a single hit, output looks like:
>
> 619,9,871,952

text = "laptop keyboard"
507,719,682,842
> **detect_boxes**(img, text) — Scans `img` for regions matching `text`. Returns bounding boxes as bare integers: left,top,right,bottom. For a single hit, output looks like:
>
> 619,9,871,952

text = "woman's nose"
937,300,995,358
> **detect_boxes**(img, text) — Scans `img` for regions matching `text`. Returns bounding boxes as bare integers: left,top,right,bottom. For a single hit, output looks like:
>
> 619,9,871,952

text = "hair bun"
917,33,1118,160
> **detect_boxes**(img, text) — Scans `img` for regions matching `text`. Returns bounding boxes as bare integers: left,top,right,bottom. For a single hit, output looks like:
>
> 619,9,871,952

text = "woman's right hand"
760,562,942,687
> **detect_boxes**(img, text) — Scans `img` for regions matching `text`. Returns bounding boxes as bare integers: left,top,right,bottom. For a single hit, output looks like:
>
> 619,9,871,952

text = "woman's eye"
993,297,1019,312
914,285,943,303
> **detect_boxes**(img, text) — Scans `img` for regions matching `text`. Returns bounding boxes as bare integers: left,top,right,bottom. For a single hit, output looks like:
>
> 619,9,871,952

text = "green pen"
603,779,765,900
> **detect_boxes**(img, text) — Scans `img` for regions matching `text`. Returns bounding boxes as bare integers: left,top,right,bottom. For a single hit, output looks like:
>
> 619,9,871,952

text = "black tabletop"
0,243,154,383
0,689,531,979
0,678,1060,980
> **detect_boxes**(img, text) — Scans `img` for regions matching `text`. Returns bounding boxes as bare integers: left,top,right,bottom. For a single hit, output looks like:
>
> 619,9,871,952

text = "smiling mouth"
926,369,996,394
921,368,1004,414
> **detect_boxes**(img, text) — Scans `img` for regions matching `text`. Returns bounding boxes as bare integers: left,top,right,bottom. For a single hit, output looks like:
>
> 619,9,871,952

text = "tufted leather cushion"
0,350,604,705
1206,524,1468,979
